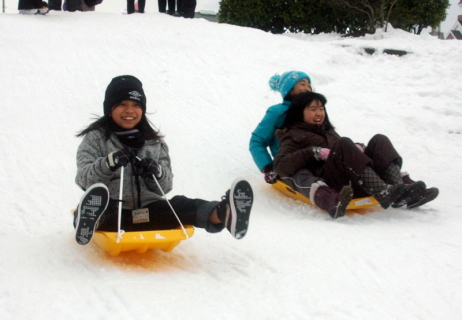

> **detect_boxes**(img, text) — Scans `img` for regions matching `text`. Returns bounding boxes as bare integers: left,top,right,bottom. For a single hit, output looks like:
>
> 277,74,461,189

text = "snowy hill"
0,10,461,319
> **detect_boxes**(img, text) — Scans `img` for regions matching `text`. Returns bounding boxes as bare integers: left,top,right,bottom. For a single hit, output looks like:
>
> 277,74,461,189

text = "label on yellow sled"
352,198,374,207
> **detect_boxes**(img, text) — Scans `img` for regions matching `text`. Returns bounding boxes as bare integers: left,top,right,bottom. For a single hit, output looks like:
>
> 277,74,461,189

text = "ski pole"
151,173,189,239
135,156,188,238
116,166,125,243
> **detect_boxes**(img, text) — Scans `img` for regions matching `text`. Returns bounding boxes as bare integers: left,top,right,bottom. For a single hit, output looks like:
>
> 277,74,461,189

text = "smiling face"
290,78,312,96
110,100,143,130
303,99,325,125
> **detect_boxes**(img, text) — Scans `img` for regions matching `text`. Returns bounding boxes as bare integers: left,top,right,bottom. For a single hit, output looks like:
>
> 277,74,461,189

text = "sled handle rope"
151,173,189,239
116,166,125,243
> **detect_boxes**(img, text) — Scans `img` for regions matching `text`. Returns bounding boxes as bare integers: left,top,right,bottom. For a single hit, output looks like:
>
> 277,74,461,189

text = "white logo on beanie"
128,90,142,101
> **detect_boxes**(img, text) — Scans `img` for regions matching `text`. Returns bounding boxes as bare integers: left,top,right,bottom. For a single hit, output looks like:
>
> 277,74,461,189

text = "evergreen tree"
389,0,449,34
217,0,449,36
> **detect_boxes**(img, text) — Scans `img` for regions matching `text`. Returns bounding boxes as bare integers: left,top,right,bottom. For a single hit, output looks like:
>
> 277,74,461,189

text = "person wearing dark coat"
18,0,41,9
158,0,175,14
63,0,95,11
48,0,62,10
18,0,48,14
127,0,145,14
274,92,438,215
177,0,195,18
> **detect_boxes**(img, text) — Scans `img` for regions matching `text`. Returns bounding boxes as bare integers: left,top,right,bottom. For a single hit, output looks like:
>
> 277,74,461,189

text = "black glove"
135,158,162,179
263,163,278,184
107,148,132,171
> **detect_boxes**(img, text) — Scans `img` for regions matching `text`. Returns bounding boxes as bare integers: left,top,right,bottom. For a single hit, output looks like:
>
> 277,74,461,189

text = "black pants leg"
167,0,175,12
364,134,402,176
138,0,146,12
158,0,166,12
182,0,196,18
48,0,62,10
321,135,402,197
127,0,135,14
321,137,372,197
18,0,42,9
96,196,221,233
177,0,184,15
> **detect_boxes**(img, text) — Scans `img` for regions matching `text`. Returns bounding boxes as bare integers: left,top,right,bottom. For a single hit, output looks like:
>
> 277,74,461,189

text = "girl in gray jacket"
74,75,253,245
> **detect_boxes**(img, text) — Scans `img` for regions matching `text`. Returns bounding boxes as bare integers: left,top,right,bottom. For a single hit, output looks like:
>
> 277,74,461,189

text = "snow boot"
312,184,353,219
75,183,110,245
401,173,439,209
392,180,426,208
216,179,253,239
407,187,439,209
374,184,411,209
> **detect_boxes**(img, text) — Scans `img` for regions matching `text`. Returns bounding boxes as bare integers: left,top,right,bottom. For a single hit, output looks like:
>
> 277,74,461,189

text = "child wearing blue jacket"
250,72,438,217
249,71,354,218
250,71,312,176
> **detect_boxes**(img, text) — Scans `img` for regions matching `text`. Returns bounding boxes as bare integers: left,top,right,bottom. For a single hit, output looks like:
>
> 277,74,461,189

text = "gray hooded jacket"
75,128,173,210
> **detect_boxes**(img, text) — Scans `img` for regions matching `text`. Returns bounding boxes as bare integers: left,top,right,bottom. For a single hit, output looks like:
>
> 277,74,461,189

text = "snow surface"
1,9,462,320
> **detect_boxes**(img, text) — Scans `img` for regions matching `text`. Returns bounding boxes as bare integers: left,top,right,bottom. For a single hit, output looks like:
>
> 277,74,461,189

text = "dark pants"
18,0,41,9
96,195,222,233
321,134,402,197
127,0,146,13
64,0,81,11
177,0,195,18
48,0,62,10
158,0,175,12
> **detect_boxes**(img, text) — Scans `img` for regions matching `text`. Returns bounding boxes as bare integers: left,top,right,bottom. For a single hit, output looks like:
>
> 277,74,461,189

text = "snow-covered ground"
1,9,461,320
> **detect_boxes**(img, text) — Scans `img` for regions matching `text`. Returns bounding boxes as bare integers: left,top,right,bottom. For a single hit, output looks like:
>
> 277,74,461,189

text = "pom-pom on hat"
269,71,311,99
103,75,147,115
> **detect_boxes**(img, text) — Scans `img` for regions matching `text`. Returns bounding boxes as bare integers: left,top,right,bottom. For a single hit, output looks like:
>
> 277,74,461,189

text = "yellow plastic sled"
272,179,380,215
72,208,194,256
92,226,195,256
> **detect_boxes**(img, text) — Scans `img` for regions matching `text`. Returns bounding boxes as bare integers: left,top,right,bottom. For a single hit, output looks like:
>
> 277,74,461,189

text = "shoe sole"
329,186,353,219
228,179,253,239
75,183,110,245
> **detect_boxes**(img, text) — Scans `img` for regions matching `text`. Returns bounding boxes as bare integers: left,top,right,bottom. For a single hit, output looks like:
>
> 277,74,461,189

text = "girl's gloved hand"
265,171,278,184
107,148,132,171
319,148,330,160
262,163,278,184
135,158,162,179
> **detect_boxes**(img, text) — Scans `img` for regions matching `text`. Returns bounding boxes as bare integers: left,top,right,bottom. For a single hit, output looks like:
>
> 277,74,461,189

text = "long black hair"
281,91,335,131
76,113,163,141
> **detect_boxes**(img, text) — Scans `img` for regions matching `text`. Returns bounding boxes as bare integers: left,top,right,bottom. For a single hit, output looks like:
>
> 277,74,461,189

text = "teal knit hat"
269,71,311,99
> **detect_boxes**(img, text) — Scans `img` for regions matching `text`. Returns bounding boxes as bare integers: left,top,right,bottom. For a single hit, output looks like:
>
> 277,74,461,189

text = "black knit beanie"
103,75,147,115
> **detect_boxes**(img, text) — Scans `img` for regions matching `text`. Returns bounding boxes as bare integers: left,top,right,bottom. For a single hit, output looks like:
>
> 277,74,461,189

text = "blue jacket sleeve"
249,102,289,171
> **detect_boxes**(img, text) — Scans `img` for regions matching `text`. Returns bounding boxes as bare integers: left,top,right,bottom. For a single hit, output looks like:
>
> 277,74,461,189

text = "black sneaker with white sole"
217,179,253,239
75,183,110,245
